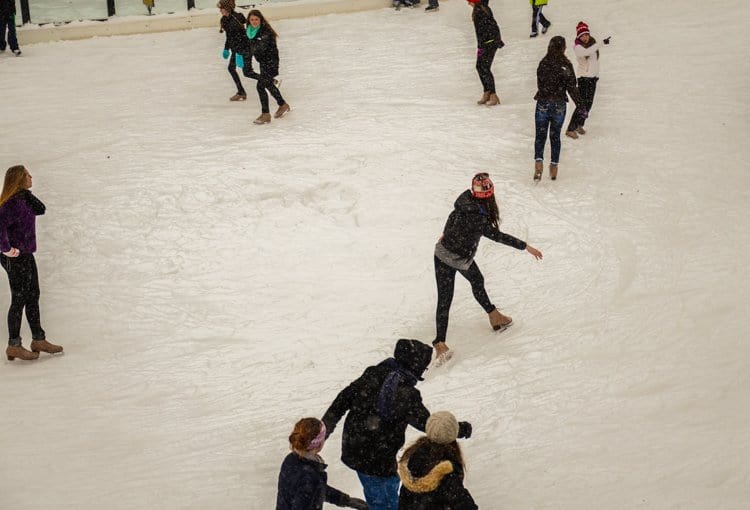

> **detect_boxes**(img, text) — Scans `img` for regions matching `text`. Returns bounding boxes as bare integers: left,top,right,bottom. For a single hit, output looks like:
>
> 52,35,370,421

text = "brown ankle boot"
30,339,63,354
274,103,290,118
565,130,578,139
488,309,512,330
6,345,39,361
486,93,500,106
477,92,490,105
549,163,558,180
253,113,272,125
534,160,543,181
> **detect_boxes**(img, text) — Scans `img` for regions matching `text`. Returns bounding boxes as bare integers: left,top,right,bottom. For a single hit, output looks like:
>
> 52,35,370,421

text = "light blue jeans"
356,472,400,510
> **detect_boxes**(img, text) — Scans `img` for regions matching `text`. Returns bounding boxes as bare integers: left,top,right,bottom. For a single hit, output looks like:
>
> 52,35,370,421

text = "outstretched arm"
526,244,543,260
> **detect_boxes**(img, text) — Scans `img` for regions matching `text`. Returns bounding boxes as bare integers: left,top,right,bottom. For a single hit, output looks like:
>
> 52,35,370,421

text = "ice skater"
244,10,290,125
217,0,251,102
529,0,551,38
0,0,21,56
468,0,504,106
432,173,543,365
0,165,63,361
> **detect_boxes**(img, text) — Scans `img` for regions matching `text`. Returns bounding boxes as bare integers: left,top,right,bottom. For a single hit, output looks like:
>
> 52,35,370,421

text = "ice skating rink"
1,0,748,508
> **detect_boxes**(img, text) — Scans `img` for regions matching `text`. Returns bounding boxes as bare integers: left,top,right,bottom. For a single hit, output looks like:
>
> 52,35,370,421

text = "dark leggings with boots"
0,254,45,346
434,256,494,344
476,45,498,94
567,77,598,132
228,50,247,96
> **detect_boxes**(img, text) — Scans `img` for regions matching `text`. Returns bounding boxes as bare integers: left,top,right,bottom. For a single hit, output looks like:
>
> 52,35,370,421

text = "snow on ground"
1,0,749,509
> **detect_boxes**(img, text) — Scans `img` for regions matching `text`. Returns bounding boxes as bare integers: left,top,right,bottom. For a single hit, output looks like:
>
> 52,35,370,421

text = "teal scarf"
246,25,260,39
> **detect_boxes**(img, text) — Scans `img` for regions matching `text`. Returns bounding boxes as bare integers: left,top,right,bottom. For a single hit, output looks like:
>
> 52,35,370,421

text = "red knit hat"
471,173,494,199
576,21,590,38
467,0,481,4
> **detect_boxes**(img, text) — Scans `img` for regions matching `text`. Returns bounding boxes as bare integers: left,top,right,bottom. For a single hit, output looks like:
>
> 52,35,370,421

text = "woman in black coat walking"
432,173,542,365
276,417,369,510
245,10,290,125
468,0,504,106
398,411,478,510
533,35,580,181
217,0,251,101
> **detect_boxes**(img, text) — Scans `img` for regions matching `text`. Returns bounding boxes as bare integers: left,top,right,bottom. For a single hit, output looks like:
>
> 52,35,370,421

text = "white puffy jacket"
573,40,601,78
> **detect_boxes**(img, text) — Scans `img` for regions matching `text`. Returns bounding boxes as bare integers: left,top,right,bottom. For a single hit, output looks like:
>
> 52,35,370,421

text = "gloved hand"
603,36,611,45
235,53,244,69
476,47,484,58
222,49,230,59
347,497,369,510
458,421,472,439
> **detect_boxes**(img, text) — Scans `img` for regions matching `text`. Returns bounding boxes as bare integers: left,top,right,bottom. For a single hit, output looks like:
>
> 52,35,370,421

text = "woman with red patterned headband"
432,173,543,365
276,417,368,510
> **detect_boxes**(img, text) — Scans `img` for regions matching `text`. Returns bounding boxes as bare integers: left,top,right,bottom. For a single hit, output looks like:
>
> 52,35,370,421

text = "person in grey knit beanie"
426,411,460,444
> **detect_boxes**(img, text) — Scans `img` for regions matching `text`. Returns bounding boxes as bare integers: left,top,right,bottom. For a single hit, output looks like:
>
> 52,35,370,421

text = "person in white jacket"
566,21,610,138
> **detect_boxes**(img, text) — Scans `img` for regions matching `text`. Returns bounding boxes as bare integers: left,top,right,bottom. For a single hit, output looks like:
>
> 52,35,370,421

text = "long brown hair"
247,9,278,40
401,436,466,477
478,195,500,229
0,165,28,206
288,417,322,453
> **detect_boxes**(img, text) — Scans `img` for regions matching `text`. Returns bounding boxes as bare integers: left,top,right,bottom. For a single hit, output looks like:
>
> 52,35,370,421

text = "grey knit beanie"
425,411,459,444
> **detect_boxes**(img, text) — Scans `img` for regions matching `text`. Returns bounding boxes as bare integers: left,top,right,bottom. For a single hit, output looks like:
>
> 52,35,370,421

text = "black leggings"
0,254,45,345
476,45,498,94
243,66,286,114
227,50,247,96
568,77,598,132
434,256,494,344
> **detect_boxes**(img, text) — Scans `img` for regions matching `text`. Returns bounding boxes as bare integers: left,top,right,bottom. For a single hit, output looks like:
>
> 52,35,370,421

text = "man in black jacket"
322,339,472,510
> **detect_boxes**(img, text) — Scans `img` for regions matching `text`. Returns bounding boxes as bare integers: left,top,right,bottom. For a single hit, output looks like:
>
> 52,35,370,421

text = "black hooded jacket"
472,4,501,48
534,53,580,104
220,10,250,53
398,444,477,510
439,190,526,262
0,0,15,18
249,24,280,76
321,339,434,477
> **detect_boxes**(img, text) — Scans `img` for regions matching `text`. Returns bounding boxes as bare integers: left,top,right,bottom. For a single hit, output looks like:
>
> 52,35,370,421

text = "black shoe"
542,24,550,34
529,32,538,38
425,5,439,12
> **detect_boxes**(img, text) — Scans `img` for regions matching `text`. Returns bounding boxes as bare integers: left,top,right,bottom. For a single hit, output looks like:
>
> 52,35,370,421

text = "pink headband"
307,422,326,451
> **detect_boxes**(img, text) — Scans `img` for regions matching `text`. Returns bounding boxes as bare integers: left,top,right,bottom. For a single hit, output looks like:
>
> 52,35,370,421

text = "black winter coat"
0,0,16,18
276,453,349,510
322,340,434,477
249,24,280,76
533,54,580,104
398,446,478,510
439,190,526,262
472,4,501,48
220,11,250,54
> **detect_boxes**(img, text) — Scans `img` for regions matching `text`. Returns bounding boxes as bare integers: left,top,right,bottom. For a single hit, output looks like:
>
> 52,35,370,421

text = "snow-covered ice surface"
1,0,749,508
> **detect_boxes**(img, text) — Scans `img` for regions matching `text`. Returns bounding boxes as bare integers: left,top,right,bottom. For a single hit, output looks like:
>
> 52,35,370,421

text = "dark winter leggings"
243,67,285,114
0,254,45,346
567,77,598,132
434,256,494,344
227,50,247,96
476,44,498,94
531,5,550,34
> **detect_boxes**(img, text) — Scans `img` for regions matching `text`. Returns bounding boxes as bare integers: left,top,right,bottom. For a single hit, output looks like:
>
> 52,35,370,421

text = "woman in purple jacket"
0,165,63,361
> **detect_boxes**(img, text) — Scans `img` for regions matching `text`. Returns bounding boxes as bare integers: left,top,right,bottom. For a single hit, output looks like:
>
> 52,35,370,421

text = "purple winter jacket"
0,191,46,254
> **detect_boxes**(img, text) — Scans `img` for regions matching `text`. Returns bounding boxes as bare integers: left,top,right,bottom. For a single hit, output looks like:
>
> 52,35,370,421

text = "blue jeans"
0,16,19,51
357,472,400,510
534,100,566,164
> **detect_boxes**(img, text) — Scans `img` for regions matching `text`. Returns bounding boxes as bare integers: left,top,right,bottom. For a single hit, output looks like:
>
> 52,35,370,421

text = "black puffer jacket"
275,453,349,510
249,24,280,76
472,4,502,48
220,10,250,53
322,339,434,477
439,190,526,261
533,54,580,104
398,444,478,510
